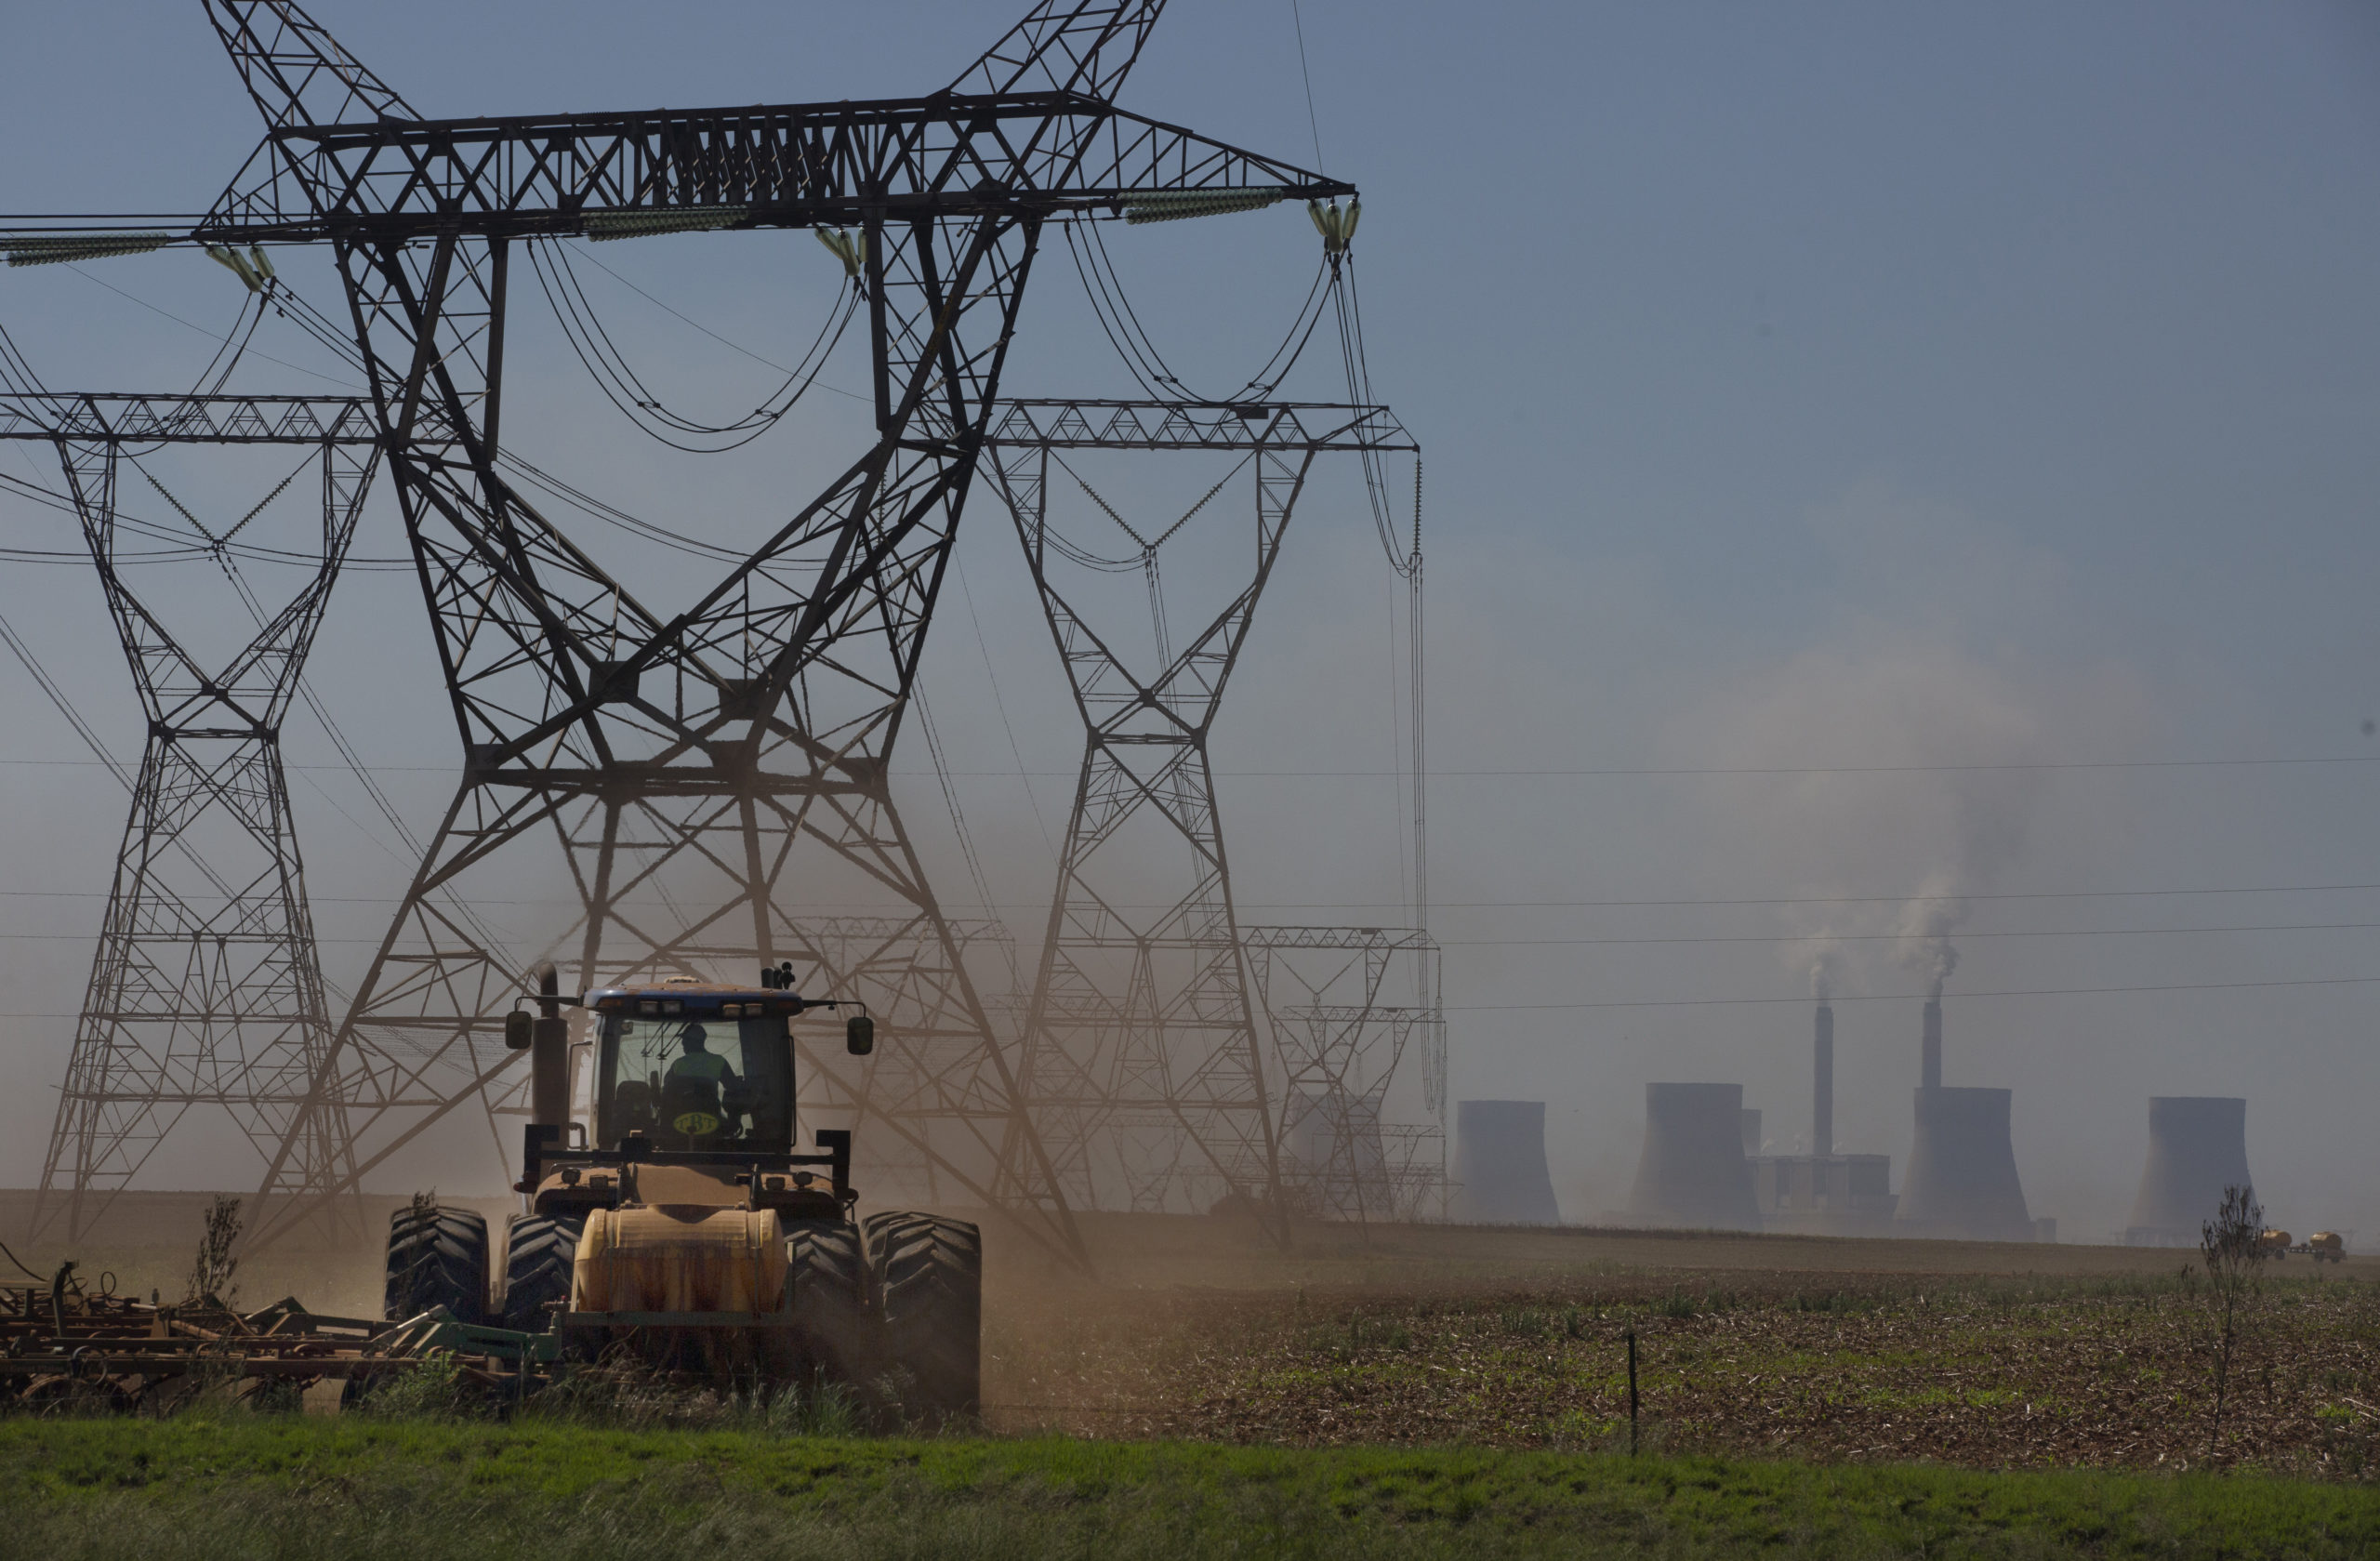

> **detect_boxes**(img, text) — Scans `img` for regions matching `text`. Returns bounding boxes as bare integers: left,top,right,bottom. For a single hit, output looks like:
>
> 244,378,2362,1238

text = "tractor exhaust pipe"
531,962,571,1131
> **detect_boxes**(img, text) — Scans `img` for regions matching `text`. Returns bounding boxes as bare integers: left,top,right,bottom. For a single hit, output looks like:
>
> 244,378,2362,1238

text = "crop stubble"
984,1221,2380,1478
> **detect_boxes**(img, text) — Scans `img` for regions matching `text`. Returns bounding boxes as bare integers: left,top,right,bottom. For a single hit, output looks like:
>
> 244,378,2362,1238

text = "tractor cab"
509,971,876,1222
588,984,804,1152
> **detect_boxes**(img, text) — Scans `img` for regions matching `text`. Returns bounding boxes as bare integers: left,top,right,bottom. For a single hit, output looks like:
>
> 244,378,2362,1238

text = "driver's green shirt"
667,1049,734,1084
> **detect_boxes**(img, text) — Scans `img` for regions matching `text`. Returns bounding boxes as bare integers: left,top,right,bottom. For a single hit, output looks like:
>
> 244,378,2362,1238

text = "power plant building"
1748,995,1897,1234
2125,1096,2254,1247
1450,1100,1560,1224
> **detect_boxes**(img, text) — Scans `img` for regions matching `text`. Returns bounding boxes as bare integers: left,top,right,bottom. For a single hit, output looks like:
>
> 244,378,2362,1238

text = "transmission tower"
180,0,1348,1259
0,392,379,1242
1243,925,1446,1224
984,399,1413,1220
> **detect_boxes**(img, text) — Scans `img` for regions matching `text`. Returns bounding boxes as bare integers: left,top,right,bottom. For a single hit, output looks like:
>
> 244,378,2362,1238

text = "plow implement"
1,1279,557,1411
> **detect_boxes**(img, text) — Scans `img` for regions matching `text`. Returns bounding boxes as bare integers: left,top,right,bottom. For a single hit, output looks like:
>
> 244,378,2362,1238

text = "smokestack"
1450,1101,1560,1224
1921,988,1943,1090
1813,994,1835,1158
1896,1085,2033,1240
2125,1096,2254,1247
1627,1083,1760,1231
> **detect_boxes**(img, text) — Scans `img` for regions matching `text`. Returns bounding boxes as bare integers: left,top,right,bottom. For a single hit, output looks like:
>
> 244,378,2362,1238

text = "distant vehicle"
2256,1228,2347,1263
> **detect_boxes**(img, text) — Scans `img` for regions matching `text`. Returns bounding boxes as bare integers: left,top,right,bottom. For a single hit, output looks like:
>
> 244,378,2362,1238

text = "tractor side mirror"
504,1009,533,1050
845,1014,875,1056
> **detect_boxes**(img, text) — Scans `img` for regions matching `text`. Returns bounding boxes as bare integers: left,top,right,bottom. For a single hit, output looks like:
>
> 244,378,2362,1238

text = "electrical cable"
566,244,870,403
911,681,1024,994
1442,975,2380,1012
529,238,856,453
954,557,1058,863
1289,0,1327,169
1040,448,1250,573
494,450,748,562
1064,220,1179,399
60,264,360,389
1064,219,1339,404
4,919,2375,946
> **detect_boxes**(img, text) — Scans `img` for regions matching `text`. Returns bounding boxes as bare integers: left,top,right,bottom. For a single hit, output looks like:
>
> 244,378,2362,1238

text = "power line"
1,884,2378,910
1443,975,2380,1012
1289,0,1325,169
60,265,360,390
4,972,2372,1020
6,919,2379,946
1436,920,2380,948
0,755,2374,777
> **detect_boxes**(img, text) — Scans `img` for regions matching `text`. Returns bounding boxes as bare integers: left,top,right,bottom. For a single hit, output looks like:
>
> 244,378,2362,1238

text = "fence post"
1626,1329,1639,1455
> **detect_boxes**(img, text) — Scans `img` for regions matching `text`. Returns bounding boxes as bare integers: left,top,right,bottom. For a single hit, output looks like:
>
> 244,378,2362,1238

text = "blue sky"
2,2,2375,1237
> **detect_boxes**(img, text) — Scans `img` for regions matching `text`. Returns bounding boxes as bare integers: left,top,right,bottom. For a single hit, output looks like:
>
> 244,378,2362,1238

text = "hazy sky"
2,1,2376,1240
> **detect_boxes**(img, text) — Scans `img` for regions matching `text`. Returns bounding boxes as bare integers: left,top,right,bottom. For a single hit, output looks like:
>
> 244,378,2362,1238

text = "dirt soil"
16,1195,2376,1477
983,1214,2380,1478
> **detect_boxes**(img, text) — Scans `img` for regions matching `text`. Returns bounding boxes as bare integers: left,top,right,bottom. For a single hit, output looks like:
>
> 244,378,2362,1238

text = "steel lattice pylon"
1244,925,1446,1225
0,393,380,1242
985,401,1414,1221
185,1,1350,1260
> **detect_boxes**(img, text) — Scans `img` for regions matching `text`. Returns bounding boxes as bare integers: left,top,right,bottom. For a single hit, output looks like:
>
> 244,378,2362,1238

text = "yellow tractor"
380,966,980,1417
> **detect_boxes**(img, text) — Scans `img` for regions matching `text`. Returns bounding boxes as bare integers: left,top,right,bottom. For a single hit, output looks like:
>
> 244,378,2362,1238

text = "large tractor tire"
499,1213,583,1332
383,1203,489,1325
787,1219,873,1385
864,1211,981,1422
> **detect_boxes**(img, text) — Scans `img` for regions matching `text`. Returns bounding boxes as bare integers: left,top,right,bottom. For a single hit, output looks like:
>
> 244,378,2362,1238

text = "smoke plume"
1895,868,1968,998
1793,940,1845,1003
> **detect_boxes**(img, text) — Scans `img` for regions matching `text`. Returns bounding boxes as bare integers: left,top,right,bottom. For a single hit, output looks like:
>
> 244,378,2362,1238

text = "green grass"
3,1417,2376,1559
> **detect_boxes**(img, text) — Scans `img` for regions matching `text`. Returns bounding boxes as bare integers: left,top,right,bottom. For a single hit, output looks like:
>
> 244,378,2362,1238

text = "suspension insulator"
205,245,264,293
1306,198,1360,256
583,204,750,242
1121,186,1288,224
815,226,866,278
6,233,171,269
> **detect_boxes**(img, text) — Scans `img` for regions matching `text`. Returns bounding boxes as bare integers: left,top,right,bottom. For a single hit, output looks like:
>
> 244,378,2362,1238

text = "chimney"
1813,996,1835,1158
1921,991,1943,1090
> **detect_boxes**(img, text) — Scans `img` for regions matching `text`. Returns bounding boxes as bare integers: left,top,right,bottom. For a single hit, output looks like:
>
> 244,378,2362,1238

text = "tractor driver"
663,1023,743,1135
667,1024,738,1091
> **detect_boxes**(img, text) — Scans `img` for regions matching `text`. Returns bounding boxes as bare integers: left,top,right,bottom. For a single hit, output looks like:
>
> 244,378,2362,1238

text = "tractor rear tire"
787,1220,872,1385
499,1213,583,1332
383,1203,489,1325
865,1211,981,1422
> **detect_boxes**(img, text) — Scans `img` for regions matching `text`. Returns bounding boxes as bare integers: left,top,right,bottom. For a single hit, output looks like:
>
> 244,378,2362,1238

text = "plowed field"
985,1216,2380,1478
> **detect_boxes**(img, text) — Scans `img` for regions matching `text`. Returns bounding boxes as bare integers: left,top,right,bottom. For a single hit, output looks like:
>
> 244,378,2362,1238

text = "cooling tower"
2125,1096,2253,1247
1628,1083,1760,1230
1895,1086,2033,1240
1450,1100,1560,1224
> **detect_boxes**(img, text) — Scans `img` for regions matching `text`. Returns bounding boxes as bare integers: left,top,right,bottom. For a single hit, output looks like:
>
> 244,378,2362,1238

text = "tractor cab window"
596,1012,793,1152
